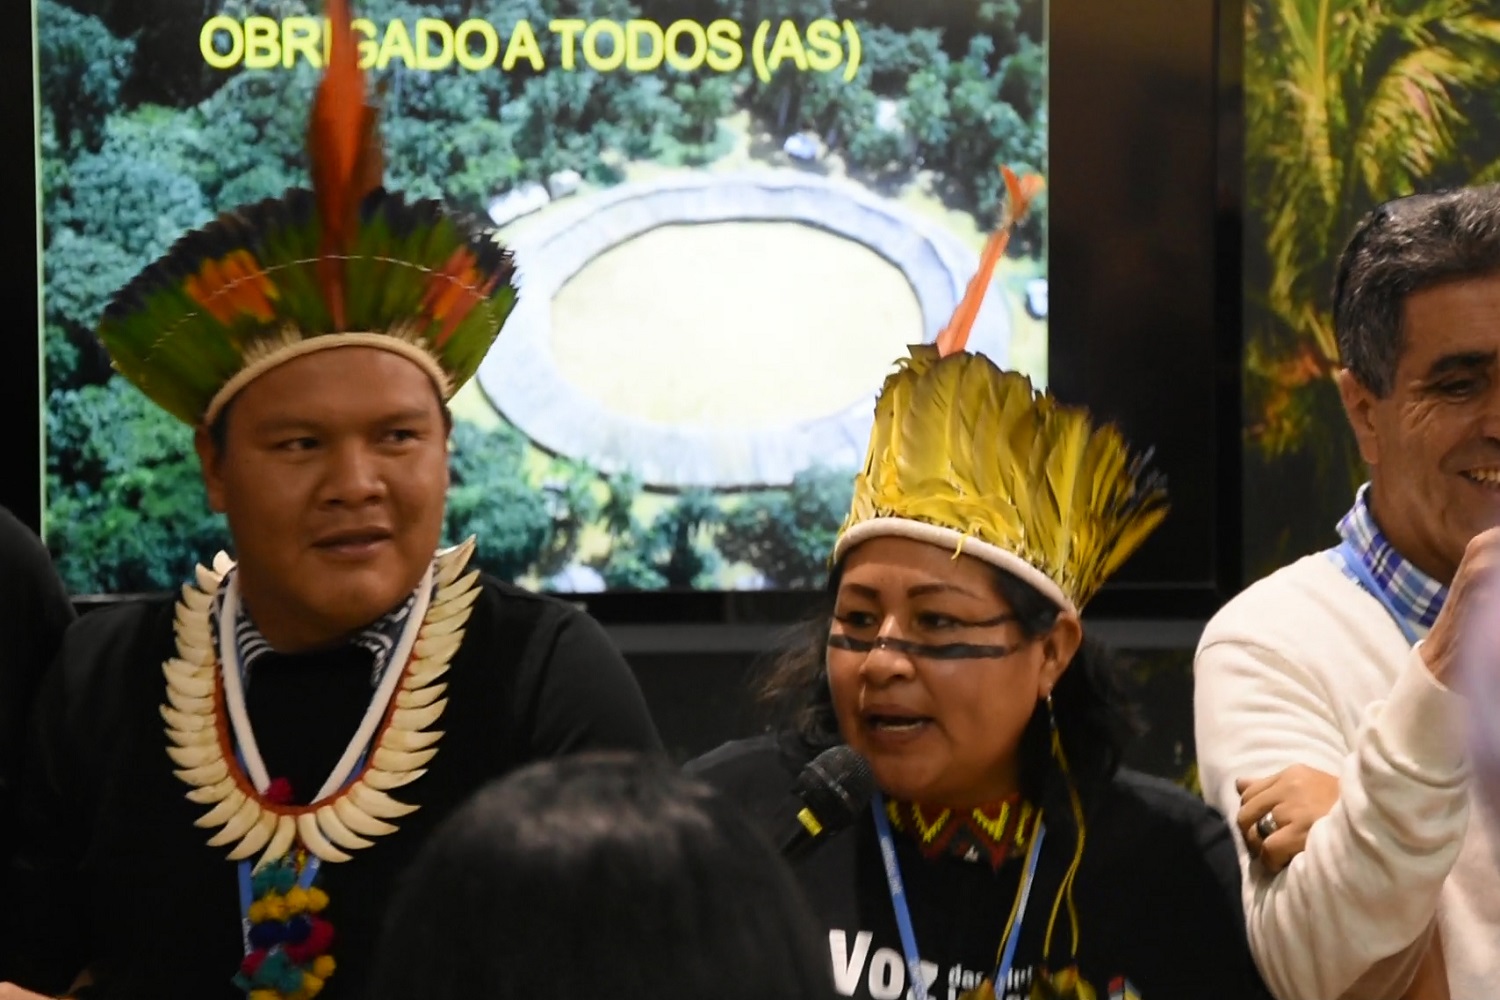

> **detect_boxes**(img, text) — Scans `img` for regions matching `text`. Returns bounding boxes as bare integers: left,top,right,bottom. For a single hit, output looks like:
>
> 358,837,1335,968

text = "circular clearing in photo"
549,220,921,427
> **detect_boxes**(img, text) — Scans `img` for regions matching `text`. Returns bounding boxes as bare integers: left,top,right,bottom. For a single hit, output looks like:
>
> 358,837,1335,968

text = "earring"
1045,693,1057,733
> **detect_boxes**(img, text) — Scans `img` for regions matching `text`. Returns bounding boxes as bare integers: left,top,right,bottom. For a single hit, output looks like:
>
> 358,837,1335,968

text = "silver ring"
1256,812,1279,839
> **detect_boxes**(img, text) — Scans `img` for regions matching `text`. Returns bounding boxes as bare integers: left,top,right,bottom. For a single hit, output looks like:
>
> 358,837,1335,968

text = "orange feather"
309,0,383,329
934,166,1045,357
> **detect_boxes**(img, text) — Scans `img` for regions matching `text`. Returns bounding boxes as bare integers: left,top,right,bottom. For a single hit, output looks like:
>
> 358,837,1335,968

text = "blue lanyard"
870,792,1045,1000
1334,540,1422,646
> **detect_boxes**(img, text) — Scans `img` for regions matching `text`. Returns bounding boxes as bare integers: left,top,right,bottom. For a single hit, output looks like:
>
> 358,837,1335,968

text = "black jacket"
0,506,75,877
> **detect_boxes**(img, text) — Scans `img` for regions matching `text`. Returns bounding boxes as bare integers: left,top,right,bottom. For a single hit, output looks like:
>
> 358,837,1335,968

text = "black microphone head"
794,745,876,835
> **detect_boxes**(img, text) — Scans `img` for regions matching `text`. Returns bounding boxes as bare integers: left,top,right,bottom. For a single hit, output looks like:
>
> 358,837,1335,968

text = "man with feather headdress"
0,4,660,998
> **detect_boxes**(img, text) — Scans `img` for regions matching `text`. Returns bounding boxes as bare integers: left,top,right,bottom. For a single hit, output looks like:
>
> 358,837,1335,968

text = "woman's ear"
1037,612,1083,698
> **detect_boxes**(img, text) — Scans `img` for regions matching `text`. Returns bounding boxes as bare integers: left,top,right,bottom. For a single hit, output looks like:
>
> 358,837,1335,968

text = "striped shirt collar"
1335,482,1448,633
212,575,421,688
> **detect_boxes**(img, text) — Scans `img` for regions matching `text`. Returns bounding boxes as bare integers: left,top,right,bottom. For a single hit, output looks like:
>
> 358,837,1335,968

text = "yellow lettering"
550,19,585,70
583,19,625,71
625,19,663,72
352,18,378,70
200,15,242,69
243,16,280,69
281,16,321,69
504,20,544,71
377,20,417,70
805,19,841,72
663,19,705,73
705,19,742,72
455,19,499,71
415,18,454,70
766,20,808,72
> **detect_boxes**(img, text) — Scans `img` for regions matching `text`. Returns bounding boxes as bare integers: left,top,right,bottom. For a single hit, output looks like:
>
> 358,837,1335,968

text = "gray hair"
1333,184,1500,396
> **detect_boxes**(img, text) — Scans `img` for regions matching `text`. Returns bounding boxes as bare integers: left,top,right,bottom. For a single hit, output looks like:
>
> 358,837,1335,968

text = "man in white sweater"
1195,186,1500,1000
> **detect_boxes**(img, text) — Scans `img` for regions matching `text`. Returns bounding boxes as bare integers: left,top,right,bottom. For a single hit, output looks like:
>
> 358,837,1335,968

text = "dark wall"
61,601,1204,784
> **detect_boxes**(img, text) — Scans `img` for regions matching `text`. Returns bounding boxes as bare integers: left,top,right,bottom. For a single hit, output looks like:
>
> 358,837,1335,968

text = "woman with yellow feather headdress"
690,170,1271,1000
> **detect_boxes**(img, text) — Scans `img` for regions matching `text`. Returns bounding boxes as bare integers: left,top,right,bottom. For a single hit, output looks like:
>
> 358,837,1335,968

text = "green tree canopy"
720,465,851,588
444,420,554,580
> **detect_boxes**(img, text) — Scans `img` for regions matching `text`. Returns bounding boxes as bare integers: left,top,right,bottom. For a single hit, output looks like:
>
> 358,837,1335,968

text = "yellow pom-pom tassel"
249,990,280,1000
285,886,310,915
306,887,330,913
312,955,336,979
250,890,287,924
300,971,326,998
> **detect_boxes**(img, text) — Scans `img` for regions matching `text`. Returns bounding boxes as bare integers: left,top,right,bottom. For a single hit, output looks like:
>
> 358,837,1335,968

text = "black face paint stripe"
826,634,1024,660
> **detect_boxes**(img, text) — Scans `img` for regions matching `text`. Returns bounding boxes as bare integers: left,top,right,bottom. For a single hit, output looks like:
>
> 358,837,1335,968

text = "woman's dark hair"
369,752,834,1000
757,563,1143,827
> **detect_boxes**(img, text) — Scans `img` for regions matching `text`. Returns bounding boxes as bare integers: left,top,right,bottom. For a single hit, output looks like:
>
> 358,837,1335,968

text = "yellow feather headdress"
831,168,1168,615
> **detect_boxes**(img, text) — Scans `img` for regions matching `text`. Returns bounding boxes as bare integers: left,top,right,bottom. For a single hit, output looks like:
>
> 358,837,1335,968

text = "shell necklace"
161,537,481,869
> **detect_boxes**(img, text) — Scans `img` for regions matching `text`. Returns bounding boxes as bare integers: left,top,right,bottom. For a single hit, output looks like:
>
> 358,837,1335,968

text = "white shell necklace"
162,538,482,869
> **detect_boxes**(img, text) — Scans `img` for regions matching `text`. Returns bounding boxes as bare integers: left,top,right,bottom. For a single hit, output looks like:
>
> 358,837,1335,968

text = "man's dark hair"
1333,184,1500,396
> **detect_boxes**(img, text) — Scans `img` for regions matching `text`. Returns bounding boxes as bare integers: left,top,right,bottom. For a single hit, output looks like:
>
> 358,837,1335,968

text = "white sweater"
1194,552,1498,1000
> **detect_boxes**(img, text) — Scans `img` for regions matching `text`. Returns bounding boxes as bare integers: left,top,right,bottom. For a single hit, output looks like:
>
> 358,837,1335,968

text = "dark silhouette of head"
371,752,834,1000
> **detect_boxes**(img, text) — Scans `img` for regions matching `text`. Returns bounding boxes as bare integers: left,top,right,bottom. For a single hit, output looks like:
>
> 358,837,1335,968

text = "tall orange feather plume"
309,0,383,330
934,166,1045,357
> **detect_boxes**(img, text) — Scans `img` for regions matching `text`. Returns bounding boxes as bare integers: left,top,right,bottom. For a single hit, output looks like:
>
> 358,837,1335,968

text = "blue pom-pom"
285,915,312,944
248,922,287,950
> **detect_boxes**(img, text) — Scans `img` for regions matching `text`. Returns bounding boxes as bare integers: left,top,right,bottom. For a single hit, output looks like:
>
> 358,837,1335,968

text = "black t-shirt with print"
689,734,1272,1000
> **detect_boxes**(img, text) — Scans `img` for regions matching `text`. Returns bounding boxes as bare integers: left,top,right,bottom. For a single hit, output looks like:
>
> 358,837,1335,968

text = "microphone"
780,745,876,861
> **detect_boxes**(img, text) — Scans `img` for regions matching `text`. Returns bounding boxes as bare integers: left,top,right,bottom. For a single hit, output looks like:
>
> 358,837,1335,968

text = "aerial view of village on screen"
37,0,1046,595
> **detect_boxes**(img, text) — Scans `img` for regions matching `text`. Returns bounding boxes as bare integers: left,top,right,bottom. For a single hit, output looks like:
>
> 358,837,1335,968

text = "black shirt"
3,575,663,999
688,735,1272,1000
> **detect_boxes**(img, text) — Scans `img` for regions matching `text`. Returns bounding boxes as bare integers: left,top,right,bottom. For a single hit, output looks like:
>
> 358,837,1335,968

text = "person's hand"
0,984,57,999
1421,526,1500,684
1235,764,1340,873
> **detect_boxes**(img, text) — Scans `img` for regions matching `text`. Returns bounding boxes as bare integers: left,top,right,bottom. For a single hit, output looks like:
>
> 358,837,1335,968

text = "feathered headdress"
831,168,1167,615
96,0,517,426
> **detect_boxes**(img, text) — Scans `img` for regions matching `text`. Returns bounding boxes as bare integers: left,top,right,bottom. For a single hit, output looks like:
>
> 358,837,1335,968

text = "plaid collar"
1334,483,1448,634
211,574,422,689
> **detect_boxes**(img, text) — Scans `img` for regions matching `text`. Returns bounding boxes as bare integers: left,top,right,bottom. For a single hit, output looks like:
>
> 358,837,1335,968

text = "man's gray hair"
1334,184,1500,396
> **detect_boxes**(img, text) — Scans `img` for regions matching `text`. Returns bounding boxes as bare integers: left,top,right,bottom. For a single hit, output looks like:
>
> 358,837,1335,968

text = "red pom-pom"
264,778,295,805
285,917,335,964
240,949,269,977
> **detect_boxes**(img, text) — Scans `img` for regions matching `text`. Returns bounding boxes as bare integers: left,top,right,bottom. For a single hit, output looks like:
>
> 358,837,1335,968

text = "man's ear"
1335,368,1381,467
1037,612,1083,699
194,424,228,514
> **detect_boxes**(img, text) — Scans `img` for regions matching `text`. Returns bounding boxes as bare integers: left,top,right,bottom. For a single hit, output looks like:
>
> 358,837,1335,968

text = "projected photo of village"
38,0,1047,595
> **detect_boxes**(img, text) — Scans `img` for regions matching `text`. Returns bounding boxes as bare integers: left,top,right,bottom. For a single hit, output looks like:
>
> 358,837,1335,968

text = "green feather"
96,187,518,425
